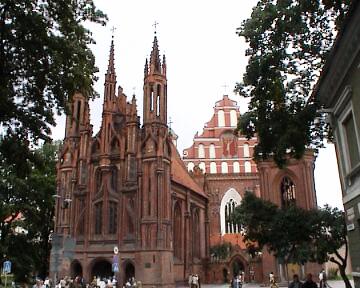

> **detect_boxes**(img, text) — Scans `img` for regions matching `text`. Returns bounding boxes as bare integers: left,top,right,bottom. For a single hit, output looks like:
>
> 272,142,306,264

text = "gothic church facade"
52,35,319,286
52,36,208,287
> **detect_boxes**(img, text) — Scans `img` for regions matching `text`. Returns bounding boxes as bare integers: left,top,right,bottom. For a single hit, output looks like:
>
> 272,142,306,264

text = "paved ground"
177,280,354,288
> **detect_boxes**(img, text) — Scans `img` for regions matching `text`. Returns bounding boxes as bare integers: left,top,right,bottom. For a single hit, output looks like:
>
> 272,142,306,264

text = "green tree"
0,0,107,170
235,0,352,166
0,142,58,282
233,192,351,288
311,206,351,288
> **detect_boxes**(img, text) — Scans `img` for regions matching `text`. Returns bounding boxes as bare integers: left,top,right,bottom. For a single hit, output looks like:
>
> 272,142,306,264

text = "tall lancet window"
192,209,201,259
150,86,154,111
281,176,296,208
173,202,182,259
220,188,242,235
156,84,161,116
94,202,102,235
108,201,117,234
224,199,241,234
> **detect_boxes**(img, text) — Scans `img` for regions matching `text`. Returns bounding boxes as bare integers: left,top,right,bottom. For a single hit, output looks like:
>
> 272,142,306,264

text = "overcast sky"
52,0,343,209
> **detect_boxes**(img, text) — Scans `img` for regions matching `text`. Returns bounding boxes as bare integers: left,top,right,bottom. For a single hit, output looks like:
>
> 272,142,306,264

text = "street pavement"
177,280,354,288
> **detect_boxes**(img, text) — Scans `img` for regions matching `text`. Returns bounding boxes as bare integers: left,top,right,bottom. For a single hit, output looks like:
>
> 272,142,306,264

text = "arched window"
218,110,225,127
187,162,195,172
192,209,201,259
221,162,228,174
150,86,154,111
108,201,117,234
244,161,251,173
77,198,85,236
281,177,296,208
209,144,216,159
199,162,206,173
230,110,237,127
220,188,242,235
94,202,102,235
210,162,217,174
233,161,240,173
243,143,250,157
173,202,182,259
111,167,117,191
198,144,205,158
156,84,161,116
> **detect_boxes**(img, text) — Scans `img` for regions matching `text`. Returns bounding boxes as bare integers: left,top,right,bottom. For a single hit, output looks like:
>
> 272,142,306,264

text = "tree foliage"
0,142,58,282
235,0,352,166
0,0,107,170
233,192,351,288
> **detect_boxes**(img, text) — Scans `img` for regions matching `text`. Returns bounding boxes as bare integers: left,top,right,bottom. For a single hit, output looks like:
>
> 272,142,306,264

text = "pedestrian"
33,278,45,288
319,269,327,288
288,274,302,288
269,272,278,288
303,274,318,288
188,274,192,288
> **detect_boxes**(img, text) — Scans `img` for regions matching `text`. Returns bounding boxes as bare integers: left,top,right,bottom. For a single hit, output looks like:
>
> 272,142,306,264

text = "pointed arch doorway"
124,260,135,282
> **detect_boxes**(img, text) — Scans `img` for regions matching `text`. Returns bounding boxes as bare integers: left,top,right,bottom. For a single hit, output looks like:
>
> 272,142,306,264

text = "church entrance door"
124,261,135,281
70,260,83,278
231,258,245,277
91,259,112,279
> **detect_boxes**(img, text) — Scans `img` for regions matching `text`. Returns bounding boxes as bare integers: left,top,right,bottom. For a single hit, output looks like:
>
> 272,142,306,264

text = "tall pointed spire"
104,38,117,107
150,35,161,73
144,58,148,78
106,39,116,82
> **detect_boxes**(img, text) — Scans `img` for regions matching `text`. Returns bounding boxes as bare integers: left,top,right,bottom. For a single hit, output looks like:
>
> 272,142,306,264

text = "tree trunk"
338,264,352,288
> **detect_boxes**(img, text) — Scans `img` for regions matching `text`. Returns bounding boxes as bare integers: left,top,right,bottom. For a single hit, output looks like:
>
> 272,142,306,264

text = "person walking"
288,274,302,288
269,272,279,288
319,269,327,288
303,274,318,288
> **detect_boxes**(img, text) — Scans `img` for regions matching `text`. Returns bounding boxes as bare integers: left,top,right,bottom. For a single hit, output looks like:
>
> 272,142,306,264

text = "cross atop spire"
222,84,229,94
152,21,159,34
111,26,116,39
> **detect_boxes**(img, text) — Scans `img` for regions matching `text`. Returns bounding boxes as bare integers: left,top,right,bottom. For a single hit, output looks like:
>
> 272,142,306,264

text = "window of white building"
187,162,194,172
198,144,205,158
230,110,237,127
218,110,225,127
244,161,251,173
243,143,250,157
210,162,217,174
221,162,228,173
209,144,216,159
199,162,206,173
233,162,240,173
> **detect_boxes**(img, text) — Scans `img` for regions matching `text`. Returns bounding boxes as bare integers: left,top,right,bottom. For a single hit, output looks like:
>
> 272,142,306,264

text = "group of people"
89,276,140,288
271,269,328,288
31,275,139,288
188,274,201,288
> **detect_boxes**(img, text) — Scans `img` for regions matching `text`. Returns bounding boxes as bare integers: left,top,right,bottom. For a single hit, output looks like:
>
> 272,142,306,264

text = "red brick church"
51,35,319,287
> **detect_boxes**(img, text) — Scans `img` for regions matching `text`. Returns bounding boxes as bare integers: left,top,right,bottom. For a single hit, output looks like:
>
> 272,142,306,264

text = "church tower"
137,34,174,287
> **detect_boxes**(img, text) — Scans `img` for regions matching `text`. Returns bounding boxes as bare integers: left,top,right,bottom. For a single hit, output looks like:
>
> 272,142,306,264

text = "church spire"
106,39,116,81
149,35,162,74
143,32,167,126
104,38,117,107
